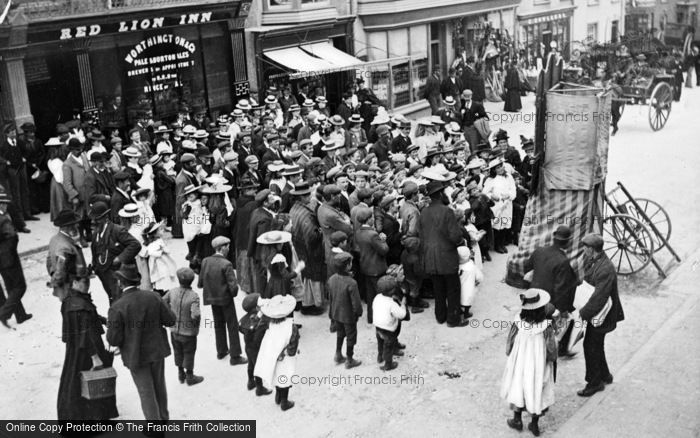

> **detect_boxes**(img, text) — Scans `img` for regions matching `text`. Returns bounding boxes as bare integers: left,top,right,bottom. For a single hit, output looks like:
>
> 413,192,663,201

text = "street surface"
1,88,700,437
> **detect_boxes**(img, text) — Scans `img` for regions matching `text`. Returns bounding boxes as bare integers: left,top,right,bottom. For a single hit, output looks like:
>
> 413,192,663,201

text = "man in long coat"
247,190,283,296
418,181,466,327
47,210,88,302
232,180,259,293
172,154,197,238
523,225,579,357
424,68,442,115
577,233,624,397
317,185,353,278
290,182,326,315
63,139,90,245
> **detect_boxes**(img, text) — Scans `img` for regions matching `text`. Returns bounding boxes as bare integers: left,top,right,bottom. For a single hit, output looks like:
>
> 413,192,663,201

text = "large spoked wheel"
603,214,655,276
648,82,673,131
621,199,671,253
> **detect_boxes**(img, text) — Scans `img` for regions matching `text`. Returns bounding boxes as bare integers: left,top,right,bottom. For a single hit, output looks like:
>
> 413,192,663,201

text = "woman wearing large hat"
253,294,300,411
500,288,556,436
256,231,304,299
483,156,516,254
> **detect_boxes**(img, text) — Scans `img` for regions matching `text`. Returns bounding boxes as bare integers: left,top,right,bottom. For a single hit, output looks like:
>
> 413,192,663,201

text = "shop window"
91,48,126,127
412,58,428,103
587,23,598,41
370,69,390,103
392,62,410,107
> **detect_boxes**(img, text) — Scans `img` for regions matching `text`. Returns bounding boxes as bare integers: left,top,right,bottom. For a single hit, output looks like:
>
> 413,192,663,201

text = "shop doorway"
27,53,82,140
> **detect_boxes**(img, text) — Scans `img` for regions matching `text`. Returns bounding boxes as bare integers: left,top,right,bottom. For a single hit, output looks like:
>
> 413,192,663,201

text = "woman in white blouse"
46,137,69,221
483,158,516,254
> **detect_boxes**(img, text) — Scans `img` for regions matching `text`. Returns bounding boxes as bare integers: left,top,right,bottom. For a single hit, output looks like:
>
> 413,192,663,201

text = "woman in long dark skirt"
503,62,523,112
57,279,118,421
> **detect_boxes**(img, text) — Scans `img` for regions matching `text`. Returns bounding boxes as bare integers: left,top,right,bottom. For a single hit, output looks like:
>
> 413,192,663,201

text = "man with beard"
419,180,467,327
247,190,283,296
289,181,325,315
47,209,88,302
523,225,578,357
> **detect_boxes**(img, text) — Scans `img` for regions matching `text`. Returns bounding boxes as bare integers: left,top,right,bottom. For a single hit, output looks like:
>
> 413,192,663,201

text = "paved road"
1,87,699,437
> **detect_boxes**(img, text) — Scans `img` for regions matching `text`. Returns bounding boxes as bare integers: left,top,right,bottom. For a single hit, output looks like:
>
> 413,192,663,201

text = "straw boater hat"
348,114,364,124
466,158,486,170
520,288,550,310
182,184,202,196
182,125,197,135
122,146,142,158
488,157,505,169
154,124,172,134
329,115,345,126
260,294,297,319
280,164,303,177
118,203,140,218
321,138,344,152
236,99,252,110
265,95,278,105
193,129,209,139
443,96,457,106
45,137,63,147
256,230,292,245
144,221,165,235
290,180,312,196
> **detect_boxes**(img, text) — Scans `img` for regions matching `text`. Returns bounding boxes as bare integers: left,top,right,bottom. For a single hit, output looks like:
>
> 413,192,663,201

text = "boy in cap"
328,252,363,369
373,275,407,371
162,267,204,385
199,236,247,365
238,293,273,396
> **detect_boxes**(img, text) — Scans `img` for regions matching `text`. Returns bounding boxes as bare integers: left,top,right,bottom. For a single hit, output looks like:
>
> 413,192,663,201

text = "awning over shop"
264,42,366,79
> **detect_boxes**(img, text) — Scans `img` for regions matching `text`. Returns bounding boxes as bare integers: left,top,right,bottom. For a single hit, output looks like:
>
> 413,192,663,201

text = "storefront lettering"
59,12,213,40
124,34,196,64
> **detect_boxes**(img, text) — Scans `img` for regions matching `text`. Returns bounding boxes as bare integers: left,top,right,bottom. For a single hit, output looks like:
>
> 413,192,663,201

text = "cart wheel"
648,82,673,131
602,214,655,276
621,198,671,253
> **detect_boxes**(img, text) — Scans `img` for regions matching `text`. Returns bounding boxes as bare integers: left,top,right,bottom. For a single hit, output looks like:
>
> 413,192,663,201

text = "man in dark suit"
390,121,412,154
523,225,578,357
0,193,31,328
89,202,141,305
354,206,388,324
461,89,489,149
221,151,240,202
440,67,463,112
336,93,354,129
418,181,467,327
172,154,197,238
461,56,486,102
437,96,462,126
199,236,248,365
110,171,132,223
85,152,115,205
318,185,353,278
247,190,283,296
0,123,36,222
106,264,176,421
577,233,624,397
424,67,442,115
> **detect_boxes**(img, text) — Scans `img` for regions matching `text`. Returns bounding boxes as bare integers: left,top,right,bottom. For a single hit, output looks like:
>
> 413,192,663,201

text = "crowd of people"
0,77,623,435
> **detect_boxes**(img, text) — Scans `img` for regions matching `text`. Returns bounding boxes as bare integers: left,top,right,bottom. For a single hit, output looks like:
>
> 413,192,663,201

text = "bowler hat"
553,225,572,242
53,209,80,227
115,264,141,284
425,180,445,196
114,171,130,182
89,201,110,219
290,181,312,196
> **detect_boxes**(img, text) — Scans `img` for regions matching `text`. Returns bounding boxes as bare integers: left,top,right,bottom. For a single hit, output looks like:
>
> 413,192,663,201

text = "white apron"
254,318,297,389
483,175,516,230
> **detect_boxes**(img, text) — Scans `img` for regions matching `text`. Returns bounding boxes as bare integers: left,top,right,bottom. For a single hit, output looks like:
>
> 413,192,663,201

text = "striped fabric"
506,183,605,287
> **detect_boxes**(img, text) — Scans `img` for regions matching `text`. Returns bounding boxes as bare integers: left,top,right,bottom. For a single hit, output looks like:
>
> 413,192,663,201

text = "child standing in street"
162,268,204,386
239,293,273,396
372,275,407,371
143,221,178,295
458,246,483,320
327,252,363,369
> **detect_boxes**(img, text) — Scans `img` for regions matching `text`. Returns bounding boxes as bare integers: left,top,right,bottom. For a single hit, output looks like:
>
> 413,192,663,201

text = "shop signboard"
124,33,196,94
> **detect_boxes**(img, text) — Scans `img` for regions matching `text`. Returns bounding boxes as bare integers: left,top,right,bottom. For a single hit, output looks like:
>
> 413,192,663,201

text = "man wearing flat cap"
576,233,624,397
247,190,284,295
318,184,354,278
419,180,467,327
523,225,578,357
173,153,198,238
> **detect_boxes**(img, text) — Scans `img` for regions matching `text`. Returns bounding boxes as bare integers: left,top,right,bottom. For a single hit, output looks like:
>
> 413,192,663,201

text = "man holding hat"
47,209,88,302
106,263,176,421
199,236,248,365
173,153,198,238
523,225,578,357
63,138,91,246
419,180,467,327
0,193,32,328
577,233,624,397
90,201,141,304
289,181,325,315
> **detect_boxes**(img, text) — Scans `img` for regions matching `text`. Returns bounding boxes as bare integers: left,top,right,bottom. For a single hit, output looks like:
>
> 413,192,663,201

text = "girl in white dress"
500,288,557,436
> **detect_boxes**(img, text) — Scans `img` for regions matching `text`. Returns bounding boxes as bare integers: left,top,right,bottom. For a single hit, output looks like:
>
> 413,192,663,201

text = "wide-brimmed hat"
182,125,197,135
201,182,233,194
53,209,81,227
156,143,173,155
45,137,63,147
348,114,364,124
89,201,111,219
181,140,197,151
86,129,105,142
290,180,312,195
371,114,390,125
553,225,573,242
329,115,345,126
144,221,165,235
260,294,297,319
520,288,550,310
115,264,141,284
466,158,486,170
443,96,457,106
183,184,202,196
193,129,209,139
446,122,462,135
118,203,140,218
132,187,151,200
154,124,172,134
280,164,303,176
321,140,344,152
122,147,142,158
488,157,505,169
430,116,446,126
236,99,252,110
257,230,292,245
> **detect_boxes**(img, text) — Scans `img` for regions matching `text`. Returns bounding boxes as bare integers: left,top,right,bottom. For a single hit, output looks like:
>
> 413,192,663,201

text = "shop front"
518,7,575,64
251,18,359,114
1,1,250,139
355,0,519,115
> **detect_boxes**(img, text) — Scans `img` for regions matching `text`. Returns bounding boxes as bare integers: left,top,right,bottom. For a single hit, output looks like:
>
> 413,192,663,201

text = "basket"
80,367,117,400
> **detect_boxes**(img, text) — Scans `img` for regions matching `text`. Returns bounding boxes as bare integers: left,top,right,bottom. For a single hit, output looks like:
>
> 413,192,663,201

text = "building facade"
625,0,699,45
354,0,519,114
571,0,625,44
0,0,250,138
516,0,576,62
